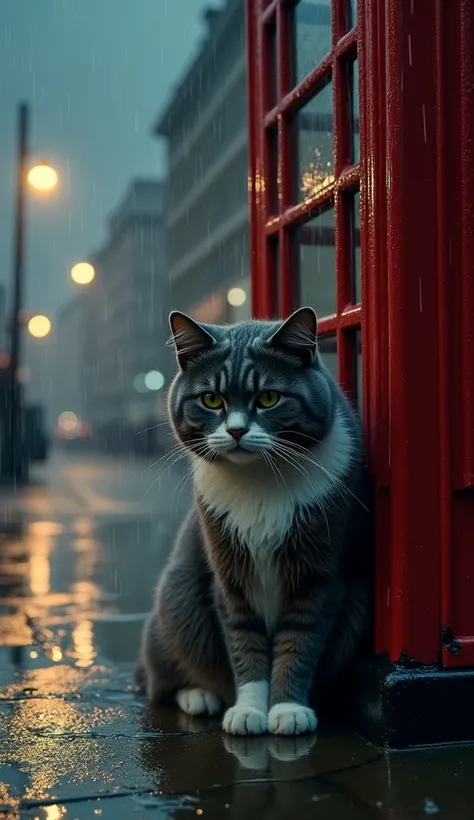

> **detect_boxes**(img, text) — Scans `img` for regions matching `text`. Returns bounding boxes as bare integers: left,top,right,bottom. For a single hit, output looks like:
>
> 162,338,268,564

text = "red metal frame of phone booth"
246,0,474,747
247,0,362,403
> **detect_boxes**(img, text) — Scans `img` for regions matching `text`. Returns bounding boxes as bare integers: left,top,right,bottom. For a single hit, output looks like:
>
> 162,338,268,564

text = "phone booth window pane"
352,191,361,303
267,127,279,215
296,80,334,203
269,239,281,315
294,1,332,86
349,59,360,164
348,0,357,29
264,21,277,110
355,329,362,413
318,335,338,382
296,208,336,316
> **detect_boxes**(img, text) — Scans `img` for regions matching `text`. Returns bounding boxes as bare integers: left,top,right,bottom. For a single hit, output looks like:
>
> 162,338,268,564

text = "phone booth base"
246,0,474,749
351,660,474,750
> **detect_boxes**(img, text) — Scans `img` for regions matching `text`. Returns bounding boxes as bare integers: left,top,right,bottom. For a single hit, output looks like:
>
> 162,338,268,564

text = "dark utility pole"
2,103,29,483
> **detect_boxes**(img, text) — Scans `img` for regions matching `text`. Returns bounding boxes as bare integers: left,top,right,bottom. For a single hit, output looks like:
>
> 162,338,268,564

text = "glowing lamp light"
144,370,165,391
71,261,95,285
28,314,51,338
58,411,79,435
133,373,148,394
27,163,58,192
227,287,247,308
51,646,63,663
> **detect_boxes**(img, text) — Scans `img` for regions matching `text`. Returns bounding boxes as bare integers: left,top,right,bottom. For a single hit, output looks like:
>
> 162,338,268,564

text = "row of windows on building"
167,74,247,211
167,147,249,267
167,2,245,161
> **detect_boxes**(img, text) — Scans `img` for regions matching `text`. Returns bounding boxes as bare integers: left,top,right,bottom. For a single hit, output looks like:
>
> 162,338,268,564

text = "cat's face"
167,308,333,465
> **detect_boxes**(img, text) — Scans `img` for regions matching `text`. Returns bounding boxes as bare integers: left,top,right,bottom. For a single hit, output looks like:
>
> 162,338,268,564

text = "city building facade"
154,0,251,325
154,1,337,332
80,179,170,437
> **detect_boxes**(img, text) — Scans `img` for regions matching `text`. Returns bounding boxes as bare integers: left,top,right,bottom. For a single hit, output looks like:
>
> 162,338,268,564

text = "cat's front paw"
175,687,222,716
222,705,267,736
267,703,318,736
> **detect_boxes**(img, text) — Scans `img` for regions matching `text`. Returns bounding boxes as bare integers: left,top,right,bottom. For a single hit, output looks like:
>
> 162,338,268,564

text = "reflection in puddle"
224,733,318,771
0,516,114,665
50,646,63,663
72,579,103,606
73,536,97,552
71,619,96,668
2,667,118,799
29,538,51,596
72,516,95,536
44,806,67,819
28,521,65,537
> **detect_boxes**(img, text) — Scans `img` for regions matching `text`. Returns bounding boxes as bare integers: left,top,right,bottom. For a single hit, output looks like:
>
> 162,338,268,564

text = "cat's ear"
267,307,317,365
168,311,215,369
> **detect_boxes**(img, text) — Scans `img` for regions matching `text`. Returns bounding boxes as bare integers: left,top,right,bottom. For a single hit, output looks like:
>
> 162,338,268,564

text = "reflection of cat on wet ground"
138,708,327,820
137,307,372,736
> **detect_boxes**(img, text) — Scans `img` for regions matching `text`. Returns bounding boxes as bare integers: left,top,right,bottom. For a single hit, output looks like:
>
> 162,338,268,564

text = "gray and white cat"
137,307,371,736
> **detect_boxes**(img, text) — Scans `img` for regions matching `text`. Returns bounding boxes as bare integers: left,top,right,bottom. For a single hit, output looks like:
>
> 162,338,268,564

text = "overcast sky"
0,0,217,317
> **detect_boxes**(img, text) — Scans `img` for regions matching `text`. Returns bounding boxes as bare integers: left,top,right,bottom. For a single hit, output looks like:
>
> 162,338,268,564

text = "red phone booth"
246,0,474,748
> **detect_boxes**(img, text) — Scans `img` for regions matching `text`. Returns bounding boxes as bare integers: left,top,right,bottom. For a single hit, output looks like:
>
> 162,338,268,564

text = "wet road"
0,450,473,819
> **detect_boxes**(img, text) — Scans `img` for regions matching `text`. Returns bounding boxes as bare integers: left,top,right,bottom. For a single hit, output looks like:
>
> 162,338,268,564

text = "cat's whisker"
134,420,171,436
261,450,280,489
270,443,312,483
138,443,189,478
278,430,323,446
275,440,348,503
144,446,207,497
139,438,207,479
265,450,293,504
170,463,195,509
269,445,327,528
275,440,368,512
276,447,346,520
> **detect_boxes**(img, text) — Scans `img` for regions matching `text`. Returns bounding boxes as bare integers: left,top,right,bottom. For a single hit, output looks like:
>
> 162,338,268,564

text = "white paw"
222,705,267,736
175,687,221,716
267,703,318,736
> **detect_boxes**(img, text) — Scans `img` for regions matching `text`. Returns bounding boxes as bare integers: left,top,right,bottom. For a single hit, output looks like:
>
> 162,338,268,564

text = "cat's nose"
227,427,248,442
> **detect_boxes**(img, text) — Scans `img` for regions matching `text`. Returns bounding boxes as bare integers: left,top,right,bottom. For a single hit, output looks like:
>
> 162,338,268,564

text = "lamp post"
2,103,29,484
1,103,57,483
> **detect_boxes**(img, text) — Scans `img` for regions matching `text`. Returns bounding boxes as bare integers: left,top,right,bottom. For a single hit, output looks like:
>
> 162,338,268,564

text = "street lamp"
227,287,247,307
3,102,58,484
27,163,58,193
27,314,52,339
70,261,95,285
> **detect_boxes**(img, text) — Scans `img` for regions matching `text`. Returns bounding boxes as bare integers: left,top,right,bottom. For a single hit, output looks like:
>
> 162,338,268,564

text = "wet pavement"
0,450,473,819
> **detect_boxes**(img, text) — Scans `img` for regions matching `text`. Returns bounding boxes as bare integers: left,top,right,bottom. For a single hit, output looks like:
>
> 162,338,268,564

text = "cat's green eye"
256,390,281,409
202,392,224,410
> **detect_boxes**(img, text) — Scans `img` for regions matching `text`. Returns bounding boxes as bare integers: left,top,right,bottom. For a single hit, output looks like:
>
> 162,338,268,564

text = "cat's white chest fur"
194,408,354,563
